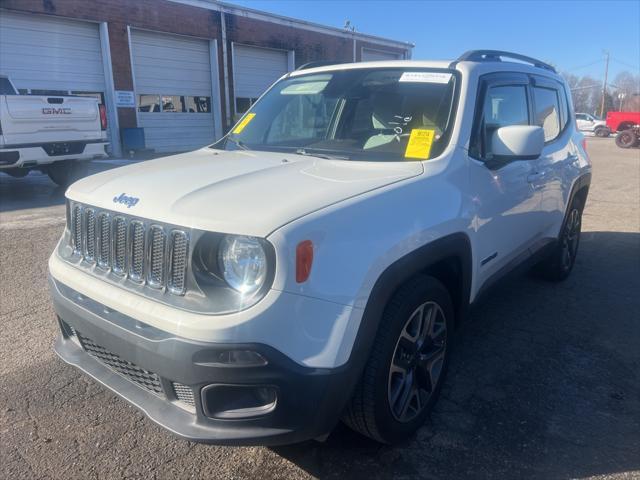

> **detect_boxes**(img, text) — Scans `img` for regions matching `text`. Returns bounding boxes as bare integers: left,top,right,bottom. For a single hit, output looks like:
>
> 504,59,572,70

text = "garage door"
131,30,216,153
361,48,402,62
0,12,105,94
233,44,289,117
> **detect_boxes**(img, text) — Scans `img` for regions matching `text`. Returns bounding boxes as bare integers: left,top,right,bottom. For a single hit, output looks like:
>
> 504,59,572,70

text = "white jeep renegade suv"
49,50,591,445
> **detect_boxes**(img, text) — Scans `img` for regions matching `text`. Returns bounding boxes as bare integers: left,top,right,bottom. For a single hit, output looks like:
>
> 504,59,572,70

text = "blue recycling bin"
121,128,146,151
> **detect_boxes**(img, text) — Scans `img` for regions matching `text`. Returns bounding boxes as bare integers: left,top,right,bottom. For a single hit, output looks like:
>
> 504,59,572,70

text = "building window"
235,97,258,118
138,94,211,113
161,95,182,112
184,96,210,113
138,94,161,112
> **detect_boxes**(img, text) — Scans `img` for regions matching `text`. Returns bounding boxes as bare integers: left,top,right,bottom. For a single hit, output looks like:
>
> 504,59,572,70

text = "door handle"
527,172,547,183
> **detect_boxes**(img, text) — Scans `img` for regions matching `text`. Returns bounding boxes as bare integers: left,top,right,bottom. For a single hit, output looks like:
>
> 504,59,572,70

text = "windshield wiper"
295,148,349,160
225,136,250,150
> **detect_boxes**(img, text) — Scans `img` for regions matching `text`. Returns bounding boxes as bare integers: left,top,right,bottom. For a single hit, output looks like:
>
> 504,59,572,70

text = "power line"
611,57,640,71
564,59,603,72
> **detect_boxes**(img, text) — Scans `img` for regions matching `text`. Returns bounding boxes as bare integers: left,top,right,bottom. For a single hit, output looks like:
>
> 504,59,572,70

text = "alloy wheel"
387,301,447,423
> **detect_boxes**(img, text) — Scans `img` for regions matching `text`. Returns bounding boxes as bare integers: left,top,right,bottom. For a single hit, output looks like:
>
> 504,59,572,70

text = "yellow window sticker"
404,129,435,160
232,113,256,134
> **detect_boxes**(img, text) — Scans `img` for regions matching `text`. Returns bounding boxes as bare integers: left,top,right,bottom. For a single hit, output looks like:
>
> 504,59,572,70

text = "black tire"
535,195,583,281
615,130,637,149
47,160,89,187
342,275,454,443
594,126,610,138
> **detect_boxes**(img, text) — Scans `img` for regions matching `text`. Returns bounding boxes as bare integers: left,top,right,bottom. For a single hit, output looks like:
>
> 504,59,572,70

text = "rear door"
468,73,544,288
530,76,576,237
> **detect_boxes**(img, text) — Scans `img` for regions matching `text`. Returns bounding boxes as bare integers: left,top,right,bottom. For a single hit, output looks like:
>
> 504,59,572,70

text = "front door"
467,74,545,291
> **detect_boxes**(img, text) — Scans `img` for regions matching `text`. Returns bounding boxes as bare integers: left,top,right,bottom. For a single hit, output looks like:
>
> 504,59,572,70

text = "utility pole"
600,51,609,117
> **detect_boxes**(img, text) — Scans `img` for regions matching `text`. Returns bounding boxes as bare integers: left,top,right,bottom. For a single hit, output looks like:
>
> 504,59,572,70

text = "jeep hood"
67,149,423,237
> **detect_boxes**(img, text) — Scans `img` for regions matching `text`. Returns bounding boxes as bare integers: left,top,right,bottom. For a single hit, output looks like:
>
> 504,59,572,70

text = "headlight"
218,235,267,294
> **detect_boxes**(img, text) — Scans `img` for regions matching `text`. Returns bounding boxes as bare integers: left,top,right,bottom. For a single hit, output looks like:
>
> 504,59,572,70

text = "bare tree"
611,71,640,111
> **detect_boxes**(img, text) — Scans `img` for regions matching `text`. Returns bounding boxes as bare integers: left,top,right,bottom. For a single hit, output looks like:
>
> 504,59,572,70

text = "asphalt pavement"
1,139,638,479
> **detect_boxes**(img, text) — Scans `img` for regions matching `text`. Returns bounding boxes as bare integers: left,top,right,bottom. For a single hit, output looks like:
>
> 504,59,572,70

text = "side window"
559,87,569,130
475,84,529,159
533,86,561,142
484,85,529,128
576,113,586,121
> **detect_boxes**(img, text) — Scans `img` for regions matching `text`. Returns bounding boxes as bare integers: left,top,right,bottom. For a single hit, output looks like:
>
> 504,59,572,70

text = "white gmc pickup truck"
0,75,108,186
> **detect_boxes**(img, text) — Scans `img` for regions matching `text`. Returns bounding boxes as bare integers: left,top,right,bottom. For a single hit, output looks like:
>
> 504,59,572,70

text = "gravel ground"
1,139,639,479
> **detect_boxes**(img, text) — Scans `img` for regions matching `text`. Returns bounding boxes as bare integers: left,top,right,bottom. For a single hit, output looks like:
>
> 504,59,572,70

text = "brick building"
0,0,413,155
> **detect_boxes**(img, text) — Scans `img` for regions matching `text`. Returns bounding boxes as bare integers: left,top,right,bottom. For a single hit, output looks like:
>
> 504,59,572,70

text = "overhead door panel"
361,48,402,62
131,29,216,153
233,44,288,115
0,12,105,93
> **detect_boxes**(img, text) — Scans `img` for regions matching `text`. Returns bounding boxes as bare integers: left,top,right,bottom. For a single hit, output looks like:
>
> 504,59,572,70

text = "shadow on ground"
273,231,640,479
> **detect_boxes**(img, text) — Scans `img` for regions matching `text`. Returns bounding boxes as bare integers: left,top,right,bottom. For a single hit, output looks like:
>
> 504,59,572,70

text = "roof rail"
295,61,342,71
456,50,556,73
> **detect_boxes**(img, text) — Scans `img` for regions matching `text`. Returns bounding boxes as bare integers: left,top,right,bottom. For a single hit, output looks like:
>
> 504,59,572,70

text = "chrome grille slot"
84,208,96,262
112,216,127,275
147,226,166,288
67,202,189,296
72,204,82,253
129,221,145,282
97,212,111,268
168,231,188,295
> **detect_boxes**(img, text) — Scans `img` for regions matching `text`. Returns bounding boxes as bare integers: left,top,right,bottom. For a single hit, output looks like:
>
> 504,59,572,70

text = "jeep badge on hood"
113,193,139,208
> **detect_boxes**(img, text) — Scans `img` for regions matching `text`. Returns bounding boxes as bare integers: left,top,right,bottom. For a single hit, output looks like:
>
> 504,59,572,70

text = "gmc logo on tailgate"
42,107,72,115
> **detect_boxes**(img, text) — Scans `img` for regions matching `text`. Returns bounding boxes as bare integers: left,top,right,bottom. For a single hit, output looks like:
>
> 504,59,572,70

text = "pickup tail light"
99,104,107,131
296,240,314,283
581,137,587,153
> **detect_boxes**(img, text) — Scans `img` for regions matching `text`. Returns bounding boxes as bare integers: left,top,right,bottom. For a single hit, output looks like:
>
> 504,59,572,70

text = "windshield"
220,68,458,161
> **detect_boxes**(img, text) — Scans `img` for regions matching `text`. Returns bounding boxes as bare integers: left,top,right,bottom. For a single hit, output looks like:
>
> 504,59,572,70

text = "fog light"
202,385,277,419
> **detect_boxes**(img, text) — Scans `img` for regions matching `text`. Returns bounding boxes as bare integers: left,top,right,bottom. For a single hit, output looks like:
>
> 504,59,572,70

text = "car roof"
288,59,565,84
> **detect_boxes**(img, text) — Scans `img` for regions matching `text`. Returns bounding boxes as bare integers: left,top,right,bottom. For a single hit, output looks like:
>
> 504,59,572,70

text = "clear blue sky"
229,0,640,82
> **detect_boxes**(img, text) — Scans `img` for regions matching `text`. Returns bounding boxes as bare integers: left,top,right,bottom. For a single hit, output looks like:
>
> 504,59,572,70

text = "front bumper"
50,276,354,445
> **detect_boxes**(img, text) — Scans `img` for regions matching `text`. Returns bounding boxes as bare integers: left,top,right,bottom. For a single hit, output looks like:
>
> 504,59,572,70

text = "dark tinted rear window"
0,78,17,95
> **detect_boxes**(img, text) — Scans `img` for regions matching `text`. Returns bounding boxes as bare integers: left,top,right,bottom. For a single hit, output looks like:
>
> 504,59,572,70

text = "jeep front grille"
69,202,189,295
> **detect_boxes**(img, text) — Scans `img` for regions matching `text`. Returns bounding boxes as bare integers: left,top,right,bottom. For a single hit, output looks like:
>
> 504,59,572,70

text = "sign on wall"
115,90,136,107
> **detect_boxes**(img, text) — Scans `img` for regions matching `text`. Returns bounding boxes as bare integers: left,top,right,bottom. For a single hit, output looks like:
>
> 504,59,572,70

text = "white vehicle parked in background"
49,51,591,445
0,75,108,186
575,112,610,137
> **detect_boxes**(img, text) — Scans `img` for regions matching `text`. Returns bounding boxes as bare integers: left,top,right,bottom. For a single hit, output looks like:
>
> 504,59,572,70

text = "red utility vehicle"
607,112,640,148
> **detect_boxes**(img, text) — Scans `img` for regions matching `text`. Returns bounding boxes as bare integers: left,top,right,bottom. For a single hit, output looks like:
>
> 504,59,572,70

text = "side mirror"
490,125,544,162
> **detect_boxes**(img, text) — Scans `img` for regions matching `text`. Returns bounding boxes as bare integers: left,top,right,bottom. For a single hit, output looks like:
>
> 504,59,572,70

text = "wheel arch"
343,232,472,382
569,172,591,213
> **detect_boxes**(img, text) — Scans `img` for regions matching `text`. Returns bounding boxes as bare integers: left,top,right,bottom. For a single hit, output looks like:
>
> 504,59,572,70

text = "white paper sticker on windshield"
399,72,452,84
